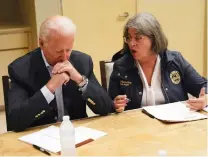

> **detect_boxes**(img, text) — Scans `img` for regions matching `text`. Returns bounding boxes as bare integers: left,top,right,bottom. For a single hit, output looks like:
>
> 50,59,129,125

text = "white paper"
142,102,207,122
75,126,107,140
203,106,208,112
19,126,61,153
19,125,107,154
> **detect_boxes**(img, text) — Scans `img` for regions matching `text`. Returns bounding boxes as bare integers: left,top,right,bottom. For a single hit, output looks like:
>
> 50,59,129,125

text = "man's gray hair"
39,15,77,42
123,12,168,53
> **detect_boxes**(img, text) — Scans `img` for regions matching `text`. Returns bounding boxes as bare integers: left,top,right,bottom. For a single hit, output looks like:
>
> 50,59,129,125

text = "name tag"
120,80,132,86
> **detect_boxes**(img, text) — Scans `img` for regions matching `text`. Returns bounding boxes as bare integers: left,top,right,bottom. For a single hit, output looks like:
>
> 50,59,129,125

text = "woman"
108,12,207,113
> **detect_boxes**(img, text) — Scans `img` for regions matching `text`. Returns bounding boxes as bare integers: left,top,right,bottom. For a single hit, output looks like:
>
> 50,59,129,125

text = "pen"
33,144,51,156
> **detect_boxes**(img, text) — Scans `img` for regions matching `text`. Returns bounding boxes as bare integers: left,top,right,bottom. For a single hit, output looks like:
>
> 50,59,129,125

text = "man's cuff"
41,85,55,104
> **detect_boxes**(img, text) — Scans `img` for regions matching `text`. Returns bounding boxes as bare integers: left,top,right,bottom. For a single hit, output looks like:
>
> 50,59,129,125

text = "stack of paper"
19,126,107,154
142,102,207,122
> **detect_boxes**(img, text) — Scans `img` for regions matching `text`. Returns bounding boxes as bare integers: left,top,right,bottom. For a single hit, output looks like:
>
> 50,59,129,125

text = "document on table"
203,106,208,112
18,125,107,154
142,102,207,122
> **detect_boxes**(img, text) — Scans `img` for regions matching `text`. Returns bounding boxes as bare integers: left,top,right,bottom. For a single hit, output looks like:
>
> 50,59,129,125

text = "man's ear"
39,38,44,48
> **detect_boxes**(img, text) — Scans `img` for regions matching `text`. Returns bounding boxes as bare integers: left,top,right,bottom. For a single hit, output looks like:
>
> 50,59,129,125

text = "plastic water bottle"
60,116,76,156
158,150,167,156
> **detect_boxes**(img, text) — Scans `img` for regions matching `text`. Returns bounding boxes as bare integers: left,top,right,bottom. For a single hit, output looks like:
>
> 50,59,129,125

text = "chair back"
99,61,114,91
2,75,12,131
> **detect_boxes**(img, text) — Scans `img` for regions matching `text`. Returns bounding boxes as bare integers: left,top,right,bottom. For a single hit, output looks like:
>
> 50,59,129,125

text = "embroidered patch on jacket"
170,71,181,84
120,80,132,86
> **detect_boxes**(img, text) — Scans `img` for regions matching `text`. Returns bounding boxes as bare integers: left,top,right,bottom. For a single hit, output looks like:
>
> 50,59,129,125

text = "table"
0,109,207,156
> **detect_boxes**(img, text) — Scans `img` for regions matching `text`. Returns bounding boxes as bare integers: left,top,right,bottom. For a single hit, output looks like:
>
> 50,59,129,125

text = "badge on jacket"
170,71,181,84
120,80,132,86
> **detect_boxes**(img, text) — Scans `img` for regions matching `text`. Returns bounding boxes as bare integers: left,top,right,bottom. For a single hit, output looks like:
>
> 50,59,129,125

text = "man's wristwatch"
78,75,88,88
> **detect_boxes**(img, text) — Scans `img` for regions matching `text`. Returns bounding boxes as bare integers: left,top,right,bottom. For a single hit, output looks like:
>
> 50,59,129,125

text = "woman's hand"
187,87,207,111
114,95,129,113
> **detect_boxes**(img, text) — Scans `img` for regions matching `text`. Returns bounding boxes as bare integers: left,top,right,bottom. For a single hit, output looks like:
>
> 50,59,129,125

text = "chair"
2,75,12,131
99,61,114,91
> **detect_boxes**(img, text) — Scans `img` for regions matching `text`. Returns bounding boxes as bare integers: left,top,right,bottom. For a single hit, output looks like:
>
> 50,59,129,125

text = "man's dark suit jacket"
8,48,113,132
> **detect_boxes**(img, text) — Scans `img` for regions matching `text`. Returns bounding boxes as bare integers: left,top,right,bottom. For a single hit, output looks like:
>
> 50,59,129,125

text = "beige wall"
62,0,207,80
19,0,62,49
62,0,137,82
34,0,62,45
19,0,37,50
137,0,206,76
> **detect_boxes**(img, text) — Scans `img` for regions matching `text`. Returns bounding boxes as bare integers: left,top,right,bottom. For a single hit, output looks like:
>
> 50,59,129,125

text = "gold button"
87,98,96,105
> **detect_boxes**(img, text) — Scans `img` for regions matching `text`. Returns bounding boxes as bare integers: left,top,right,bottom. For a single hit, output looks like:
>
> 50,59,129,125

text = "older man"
8,15,112,132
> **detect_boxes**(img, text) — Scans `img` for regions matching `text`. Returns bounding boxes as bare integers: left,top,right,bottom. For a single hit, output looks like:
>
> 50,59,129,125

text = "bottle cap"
158,150,167,156
63,116,70,121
